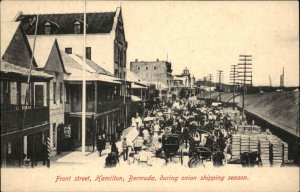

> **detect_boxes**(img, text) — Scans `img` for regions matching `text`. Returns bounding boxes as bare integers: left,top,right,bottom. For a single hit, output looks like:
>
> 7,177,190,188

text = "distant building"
130,59,172,102
171,67,196,99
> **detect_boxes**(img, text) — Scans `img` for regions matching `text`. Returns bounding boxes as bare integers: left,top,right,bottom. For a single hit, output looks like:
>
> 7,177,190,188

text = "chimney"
135,59,138,62
156,58,159,62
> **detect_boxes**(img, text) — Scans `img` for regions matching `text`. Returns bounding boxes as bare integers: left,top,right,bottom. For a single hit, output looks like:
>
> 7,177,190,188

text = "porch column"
46,81,50,107
93,82,97,152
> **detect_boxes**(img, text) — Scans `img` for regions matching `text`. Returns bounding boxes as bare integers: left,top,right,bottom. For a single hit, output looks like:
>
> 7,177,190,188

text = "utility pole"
81,0,87,153
230,65,238,109
216,70,223,102
208,74,213,104
238,55,252,121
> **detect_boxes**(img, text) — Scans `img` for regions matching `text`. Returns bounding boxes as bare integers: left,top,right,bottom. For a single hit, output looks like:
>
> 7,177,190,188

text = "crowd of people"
102,98,248,168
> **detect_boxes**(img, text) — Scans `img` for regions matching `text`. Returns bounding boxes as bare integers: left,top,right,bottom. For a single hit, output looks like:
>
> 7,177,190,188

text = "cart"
162,134,183,165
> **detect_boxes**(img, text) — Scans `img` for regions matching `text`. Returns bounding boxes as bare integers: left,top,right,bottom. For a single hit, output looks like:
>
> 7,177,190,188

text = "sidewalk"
52,125,139,166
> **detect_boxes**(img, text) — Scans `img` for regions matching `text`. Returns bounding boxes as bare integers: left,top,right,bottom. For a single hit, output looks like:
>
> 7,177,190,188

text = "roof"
127,69,148,86
27,36,54,68
60,51,83,71
1,21,38,67
65,72,121,84
76,55,113,76
17,12,116,35
1,60,53,79
238,92,299,137
61,52,120,84
27,37,66,73
151,81,168,90
1,22,20,57
173,75,185,81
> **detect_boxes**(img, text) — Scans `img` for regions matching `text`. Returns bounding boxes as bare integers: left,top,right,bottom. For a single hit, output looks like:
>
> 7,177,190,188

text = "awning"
132,83,148,89
131,95,142,102
1,60,53,79
65,73,121,84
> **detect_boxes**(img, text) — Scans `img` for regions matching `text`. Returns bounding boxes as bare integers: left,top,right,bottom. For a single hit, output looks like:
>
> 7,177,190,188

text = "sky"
1,0,299,86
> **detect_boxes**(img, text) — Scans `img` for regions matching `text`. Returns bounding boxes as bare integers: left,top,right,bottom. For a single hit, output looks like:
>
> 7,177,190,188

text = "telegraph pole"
230,65,238,109
238,55,252,121
208,74,213,104
216,70,223,102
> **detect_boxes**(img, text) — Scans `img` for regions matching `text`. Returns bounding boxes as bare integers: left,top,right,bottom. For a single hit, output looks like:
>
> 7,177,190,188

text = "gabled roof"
1,21,37,67
27,37,66,73
17,12,116,35
1,22,20,57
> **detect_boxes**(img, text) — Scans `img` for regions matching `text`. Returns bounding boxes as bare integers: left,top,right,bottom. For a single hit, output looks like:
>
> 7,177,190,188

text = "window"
86,47,91,60
154,66,156,70
60,83,63,103
44,22,51,35
52,123,56,147
65,48,72,54
137,67,140,70
146,67,148,70
53,82,56,104
74,21,81,34
114,70,118,76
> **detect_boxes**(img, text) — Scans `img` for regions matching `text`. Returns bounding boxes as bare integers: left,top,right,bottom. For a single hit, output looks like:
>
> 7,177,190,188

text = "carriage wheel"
188,157,202,168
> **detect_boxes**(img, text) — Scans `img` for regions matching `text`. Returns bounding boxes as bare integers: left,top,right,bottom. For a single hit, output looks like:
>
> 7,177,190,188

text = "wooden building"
27,37,68,156
61,52,130,151
1,22,52,167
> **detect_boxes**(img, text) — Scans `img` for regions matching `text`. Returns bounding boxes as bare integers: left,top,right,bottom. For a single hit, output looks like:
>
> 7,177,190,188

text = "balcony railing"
97,100,121,114
1,105,49,134
65,96,131,114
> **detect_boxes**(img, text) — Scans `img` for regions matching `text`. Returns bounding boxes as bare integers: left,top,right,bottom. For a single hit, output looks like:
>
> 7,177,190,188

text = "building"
62,52,128,151
17,8,133,149
17,8,127,80
27,37,67,156
171,67,196,99
1,22,52,167
127,70,149,115
130,59,172,102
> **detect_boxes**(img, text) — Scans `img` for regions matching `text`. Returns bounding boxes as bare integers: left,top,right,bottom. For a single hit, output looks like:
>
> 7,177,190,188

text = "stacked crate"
267,135,283,166
231,134,241,160
249,135,259,152
258,135,271,166
271,139,283,166
282,142,289,163
240,135,250,153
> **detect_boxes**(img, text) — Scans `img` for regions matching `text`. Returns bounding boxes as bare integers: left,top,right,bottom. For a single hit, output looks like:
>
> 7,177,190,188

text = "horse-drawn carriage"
187,129,215,168
162,134,183,164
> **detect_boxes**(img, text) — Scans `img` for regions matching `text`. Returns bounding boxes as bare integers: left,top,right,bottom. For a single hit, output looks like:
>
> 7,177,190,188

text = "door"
57,124,64,154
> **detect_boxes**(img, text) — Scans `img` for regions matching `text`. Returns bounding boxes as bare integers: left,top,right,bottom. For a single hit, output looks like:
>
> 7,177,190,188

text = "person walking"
122,137,128,161
97,135,105,156
116,123,123,140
